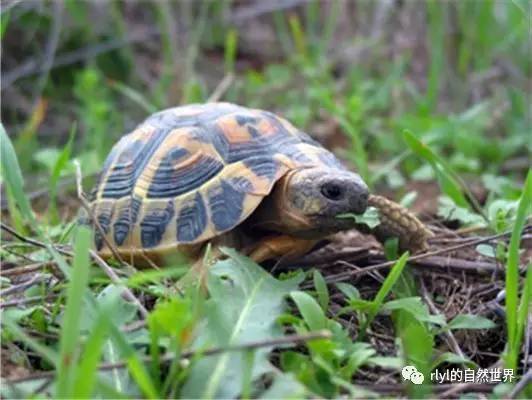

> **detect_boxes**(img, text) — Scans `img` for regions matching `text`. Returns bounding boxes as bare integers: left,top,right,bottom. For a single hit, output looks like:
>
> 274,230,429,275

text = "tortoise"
83,102,431,267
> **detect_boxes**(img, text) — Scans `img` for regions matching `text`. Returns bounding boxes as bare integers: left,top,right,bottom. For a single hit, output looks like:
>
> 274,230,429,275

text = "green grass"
55,226,91,398
504,171,532,371
1,1,531,398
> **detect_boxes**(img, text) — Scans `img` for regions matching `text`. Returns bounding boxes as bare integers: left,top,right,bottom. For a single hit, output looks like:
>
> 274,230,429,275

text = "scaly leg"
366,194,434,253
247,235,319,263
179,235,318,289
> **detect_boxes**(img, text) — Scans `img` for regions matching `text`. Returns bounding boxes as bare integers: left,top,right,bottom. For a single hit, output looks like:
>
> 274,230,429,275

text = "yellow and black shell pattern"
85,102,347,258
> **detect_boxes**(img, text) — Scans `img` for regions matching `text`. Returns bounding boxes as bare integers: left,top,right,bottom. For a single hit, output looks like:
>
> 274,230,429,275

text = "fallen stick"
2,330,332,385
324,226,530,284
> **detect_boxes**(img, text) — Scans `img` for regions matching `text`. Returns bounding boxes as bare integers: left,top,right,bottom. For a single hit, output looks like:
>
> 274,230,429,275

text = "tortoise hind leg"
246,235,319,263
179,235,318,289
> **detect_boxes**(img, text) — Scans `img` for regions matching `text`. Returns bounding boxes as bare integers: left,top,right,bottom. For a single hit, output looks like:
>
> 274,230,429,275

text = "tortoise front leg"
366,194,434,253
247,235,319,263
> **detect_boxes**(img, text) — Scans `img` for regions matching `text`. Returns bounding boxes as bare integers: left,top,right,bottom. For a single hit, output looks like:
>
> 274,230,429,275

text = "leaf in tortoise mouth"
336,206,381,229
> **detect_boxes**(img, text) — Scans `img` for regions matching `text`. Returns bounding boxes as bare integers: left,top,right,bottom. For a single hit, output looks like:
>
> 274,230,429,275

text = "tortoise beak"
319,173,369,215
348,176,369,214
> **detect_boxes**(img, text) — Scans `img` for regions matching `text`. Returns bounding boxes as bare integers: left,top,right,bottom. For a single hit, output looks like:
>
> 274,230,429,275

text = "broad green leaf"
438,196,485,226
33,148,62,170
397,317,433,398
382,297,446,326
368,356,403,369
2,306,39,324
400,191,418,207
181,248,303,399
347,299,373,312
335,282,360,301
313,270,329,311
290,290,328,331
342,342,376,377
476,244,496,258
430,352,477,370
260,372,308,398
148,296,195,342
104,323,159,399
337,206,380,229
443,314,496,331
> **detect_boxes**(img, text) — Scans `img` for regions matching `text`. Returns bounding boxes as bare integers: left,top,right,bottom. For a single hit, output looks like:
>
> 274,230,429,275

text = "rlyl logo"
402,365,424,385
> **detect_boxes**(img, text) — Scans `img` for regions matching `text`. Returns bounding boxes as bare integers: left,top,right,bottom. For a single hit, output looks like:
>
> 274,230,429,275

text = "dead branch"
2,330,332,384
207,73,235,103
324,226,530,284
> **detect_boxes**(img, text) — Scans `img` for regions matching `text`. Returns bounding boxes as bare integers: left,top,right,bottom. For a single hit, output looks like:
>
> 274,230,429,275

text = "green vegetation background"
1,1,530,399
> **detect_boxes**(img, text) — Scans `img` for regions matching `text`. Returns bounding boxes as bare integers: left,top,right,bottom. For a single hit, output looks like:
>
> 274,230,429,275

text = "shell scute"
93,201,114,250
146,150,224,199
176,192,208,243
140,200,175,248
113,196,142,246
242,155,280,182
207,178,248,232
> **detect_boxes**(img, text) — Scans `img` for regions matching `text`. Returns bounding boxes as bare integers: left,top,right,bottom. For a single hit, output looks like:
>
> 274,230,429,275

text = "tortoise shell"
87,102,347,259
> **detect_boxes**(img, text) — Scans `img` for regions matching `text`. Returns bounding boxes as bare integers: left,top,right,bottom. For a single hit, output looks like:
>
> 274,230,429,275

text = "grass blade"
224,29,238,74
360,252,410,338
288,15,307,59
372,252,410,311
403,129,470,209
0,123,36,227
102,320,160,398
313,270,329,311
108,80,157,114
504,169,531,370
0,10,10,39
290,291,328,331
72,312,111,398
55,226,92,398
48,124,76,223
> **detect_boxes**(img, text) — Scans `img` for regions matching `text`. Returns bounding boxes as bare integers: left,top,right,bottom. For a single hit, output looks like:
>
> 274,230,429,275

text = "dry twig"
3,330,332,384
419,279,466,359
89,250,148,318
74,160,125,265
1,262,56,278
0,274,47,297
207,73,235,103
324,226,530,284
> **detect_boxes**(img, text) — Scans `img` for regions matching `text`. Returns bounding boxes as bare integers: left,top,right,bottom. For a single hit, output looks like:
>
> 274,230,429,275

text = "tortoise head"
251,166,369,238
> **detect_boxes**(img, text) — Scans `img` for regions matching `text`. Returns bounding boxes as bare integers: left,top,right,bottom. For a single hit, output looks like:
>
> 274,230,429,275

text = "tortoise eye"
320,182,344,201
